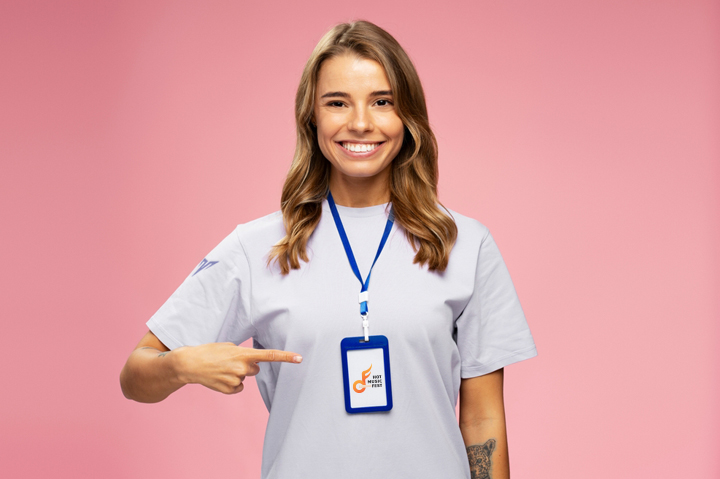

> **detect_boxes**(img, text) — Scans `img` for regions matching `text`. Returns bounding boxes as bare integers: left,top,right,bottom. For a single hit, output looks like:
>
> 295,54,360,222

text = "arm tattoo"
466,438,496,479
139,346,169,358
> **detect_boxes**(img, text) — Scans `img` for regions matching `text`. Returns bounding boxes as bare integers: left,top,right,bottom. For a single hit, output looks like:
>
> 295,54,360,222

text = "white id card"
340,335,393,413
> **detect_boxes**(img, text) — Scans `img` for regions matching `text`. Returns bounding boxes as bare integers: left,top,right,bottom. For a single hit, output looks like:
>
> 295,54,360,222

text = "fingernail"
294,355,303,363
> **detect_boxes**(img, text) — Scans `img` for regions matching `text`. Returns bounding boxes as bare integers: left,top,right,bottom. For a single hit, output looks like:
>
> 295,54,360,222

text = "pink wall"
1,1,718,477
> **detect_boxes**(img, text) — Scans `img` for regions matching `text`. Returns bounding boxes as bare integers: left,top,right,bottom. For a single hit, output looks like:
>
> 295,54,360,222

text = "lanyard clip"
361,313,369,342
359,291,369,316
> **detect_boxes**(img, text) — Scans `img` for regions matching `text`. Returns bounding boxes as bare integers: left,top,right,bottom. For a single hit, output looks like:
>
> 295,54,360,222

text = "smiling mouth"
339,142,384,153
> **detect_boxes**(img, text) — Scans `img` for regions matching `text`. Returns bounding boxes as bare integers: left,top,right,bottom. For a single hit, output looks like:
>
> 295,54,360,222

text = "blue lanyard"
327,192,394,338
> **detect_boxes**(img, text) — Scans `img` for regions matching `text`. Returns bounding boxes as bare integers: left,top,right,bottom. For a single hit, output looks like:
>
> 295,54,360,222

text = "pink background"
1,1,718,478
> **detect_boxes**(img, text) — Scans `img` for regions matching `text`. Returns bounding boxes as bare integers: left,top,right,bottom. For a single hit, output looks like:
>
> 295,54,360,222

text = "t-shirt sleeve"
146,227,255,350
455,229,537,378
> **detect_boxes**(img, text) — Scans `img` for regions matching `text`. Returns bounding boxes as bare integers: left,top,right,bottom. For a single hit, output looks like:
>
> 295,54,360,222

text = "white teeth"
342,142,380,153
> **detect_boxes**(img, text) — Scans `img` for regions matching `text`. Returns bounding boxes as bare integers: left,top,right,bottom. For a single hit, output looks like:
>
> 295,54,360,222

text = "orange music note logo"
353,365,372,393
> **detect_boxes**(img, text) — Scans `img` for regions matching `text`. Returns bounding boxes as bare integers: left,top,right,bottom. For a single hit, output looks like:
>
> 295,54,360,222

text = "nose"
348,105,374,133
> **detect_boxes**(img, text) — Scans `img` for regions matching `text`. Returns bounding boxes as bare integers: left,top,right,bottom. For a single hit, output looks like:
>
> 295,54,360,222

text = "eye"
375,99,393,107
327,101,345,108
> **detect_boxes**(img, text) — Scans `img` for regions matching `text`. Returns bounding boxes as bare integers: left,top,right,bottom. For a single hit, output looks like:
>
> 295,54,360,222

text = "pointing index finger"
251,349,303,364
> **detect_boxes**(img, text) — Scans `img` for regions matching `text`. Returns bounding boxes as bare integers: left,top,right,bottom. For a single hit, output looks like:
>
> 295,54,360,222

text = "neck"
329,170,391,207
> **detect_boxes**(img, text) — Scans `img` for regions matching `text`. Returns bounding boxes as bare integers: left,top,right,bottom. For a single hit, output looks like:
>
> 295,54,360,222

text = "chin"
336,163,390,179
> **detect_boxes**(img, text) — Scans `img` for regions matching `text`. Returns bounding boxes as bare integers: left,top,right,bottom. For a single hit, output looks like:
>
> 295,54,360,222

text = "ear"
482,439,496,456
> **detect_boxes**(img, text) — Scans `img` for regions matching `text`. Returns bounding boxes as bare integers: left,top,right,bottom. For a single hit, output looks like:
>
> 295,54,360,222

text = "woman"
120,20,536,479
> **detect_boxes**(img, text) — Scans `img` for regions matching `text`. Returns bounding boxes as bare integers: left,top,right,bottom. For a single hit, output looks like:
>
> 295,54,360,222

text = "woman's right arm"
120,330,302,403
119,330,186,403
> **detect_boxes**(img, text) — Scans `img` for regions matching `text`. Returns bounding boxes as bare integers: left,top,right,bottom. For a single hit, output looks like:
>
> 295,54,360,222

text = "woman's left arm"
459,368,509,479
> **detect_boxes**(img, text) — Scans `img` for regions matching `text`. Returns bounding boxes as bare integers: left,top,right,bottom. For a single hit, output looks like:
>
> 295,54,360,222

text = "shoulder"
203,211,285,260
444,207,491,249
232,210,286,247
200,211,284,274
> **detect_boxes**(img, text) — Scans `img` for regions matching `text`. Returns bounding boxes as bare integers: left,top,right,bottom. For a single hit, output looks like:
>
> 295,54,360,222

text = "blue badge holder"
341,335,393,414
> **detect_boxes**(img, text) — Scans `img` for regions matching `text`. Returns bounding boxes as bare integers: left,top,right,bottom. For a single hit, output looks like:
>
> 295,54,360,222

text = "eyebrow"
320,90,393,99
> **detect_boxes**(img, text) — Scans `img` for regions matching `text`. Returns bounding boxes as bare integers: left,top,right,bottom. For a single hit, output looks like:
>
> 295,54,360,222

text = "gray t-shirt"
147,200,537,479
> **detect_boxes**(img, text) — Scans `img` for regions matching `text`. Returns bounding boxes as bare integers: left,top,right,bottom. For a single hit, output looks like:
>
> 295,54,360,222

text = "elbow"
119,364,134,401
119,361,149,402
119,364,165,404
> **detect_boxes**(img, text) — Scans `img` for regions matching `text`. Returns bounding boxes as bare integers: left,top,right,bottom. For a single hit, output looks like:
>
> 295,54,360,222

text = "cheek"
315,114,339,143
389,121,405,152
386,116,405,141
316,131,331,158
397,123,406,142
314,123,338,160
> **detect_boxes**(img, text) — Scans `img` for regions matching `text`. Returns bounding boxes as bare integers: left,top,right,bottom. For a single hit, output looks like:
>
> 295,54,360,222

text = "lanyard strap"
327,192,394,321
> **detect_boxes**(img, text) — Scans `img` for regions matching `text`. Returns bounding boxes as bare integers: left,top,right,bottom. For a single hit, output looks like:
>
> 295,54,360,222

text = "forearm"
120,347,188,403
460,417,509,479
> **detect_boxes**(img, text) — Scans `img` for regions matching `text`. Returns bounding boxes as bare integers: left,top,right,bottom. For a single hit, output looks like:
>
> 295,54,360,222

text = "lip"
336,141,386,158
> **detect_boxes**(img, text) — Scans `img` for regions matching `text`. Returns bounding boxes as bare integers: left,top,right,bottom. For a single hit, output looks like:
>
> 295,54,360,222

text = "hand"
173,343,302,394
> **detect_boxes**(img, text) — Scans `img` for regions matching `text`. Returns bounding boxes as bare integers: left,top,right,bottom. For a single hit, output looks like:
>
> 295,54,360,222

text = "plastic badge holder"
340,335,393,413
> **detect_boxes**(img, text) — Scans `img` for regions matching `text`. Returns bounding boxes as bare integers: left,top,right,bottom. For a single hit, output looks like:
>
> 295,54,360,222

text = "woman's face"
313,54,404,186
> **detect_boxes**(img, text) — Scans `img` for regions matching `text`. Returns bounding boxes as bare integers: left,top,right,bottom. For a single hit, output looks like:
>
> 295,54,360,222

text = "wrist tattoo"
466,438,496,479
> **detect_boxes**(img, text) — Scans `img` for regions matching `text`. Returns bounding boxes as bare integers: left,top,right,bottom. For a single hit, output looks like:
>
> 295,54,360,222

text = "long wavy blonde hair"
269,20,457,274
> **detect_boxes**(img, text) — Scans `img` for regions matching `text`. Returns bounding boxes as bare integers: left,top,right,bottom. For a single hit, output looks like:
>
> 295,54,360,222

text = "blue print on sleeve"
193,258,218,276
